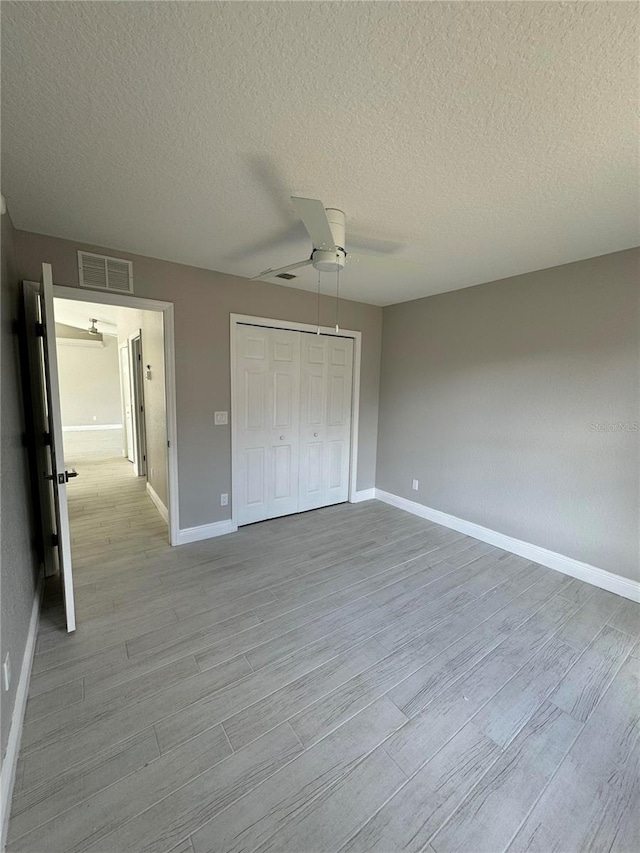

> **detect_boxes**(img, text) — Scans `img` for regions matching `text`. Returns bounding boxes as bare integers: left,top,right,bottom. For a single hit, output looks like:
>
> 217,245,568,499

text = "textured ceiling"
2,1,638,306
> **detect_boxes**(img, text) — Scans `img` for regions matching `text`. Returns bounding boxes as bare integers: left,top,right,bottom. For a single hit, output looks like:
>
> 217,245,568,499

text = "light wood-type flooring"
8,455,640,853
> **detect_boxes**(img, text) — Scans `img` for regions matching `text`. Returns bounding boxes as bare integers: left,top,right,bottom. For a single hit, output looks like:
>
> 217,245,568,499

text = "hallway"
65,453,169,584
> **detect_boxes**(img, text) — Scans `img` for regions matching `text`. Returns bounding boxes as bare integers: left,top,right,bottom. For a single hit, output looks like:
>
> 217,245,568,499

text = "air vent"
77,251,133,293
276,272,297,280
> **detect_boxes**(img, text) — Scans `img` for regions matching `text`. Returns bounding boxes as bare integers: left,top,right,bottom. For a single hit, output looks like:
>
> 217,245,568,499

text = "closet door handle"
314,433,318,437
280,435,285,441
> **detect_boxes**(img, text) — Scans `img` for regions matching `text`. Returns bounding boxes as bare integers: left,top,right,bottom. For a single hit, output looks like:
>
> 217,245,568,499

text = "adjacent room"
1,2,638,853
53,296,171,582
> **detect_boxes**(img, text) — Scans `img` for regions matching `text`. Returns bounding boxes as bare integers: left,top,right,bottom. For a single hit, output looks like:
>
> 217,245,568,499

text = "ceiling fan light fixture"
312,248,346,272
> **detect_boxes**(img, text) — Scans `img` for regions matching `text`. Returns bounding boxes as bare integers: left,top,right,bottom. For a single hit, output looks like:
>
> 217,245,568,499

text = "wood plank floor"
8,457,640,853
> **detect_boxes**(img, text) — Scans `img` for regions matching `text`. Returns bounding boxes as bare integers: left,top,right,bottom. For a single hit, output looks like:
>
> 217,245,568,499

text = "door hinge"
43,431,51,445
138,353,141,361
35,322,44,337
143,454,146,461
167,440,170,448
51,533,59,547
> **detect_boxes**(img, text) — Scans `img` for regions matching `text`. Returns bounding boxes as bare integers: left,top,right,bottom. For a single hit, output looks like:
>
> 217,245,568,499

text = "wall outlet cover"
412,479,419,490
214,411,228,425
221,493,229,506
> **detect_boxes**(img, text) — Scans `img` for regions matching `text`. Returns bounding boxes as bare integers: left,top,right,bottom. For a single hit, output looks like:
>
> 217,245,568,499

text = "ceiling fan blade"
347,252,424,270
291,197,336,251
250,259,313,281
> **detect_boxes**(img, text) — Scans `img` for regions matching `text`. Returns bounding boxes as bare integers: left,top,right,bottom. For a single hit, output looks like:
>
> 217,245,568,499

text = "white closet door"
299,334,353,511
267,327,301,519
235,325,300,524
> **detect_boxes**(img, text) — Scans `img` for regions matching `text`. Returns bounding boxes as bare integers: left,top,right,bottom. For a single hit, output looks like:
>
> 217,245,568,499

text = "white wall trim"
353,488,376,503
1,574,43,851
51,284,179,545
176,519,238,545
229,313,363,531
375,489,640,603
62,424,122,432
146,481,168,525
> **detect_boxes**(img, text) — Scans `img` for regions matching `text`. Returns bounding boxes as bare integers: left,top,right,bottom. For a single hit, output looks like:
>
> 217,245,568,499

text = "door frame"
230,313,362,529
46,284,180,546
128,330,147,477
119,342,133,460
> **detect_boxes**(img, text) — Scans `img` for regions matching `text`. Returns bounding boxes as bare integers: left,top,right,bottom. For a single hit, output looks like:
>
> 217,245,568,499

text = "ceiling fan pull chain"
335,255,340,333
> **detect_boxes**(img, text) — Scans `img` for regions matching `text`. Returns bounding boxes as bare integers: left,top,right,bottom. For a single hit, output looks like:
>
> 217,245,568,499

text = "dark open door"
23,264,76,632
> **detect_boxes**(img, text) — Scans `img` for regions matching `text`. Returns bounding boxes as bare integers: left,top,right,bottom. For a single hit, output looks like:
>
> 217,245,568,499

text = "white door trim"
50,284,179,546
128,330,147,478
230,313,362,530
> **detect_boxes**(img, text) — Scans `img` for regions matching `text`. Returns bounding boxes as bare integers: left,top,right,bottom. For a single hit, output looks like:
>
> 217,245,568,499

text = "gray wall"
377,248,640,582
56,327,122,427
0,214,41,766
15,230,383,529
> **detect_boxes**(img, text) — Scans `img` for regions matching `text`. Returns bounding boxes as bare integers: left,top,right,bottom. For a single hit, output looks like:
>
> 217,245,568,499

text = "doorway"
53,296,173,543
52,285,179,547
231,314,362,527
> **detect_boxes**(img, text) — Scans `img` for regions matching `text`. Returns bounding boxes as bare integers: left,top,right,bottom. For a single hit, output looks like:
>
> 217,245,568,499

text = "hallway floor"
7,457,640,853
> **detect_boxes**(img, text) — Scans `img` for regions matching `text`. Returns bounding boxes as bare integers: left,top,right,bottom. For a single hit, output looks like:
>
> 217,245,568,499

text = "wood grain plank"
191,698,407,853
550,625,635,722
472,638,578,748
507,656,640,853
84,724,303,853
8,725,231,853
342,723,501,853
431,702,581,853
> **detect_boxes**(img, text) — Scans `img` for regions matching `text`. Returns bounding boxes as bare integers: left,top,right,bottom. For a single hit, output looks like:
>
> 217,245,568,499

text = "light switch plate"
412,479,419,490
214,411,228,425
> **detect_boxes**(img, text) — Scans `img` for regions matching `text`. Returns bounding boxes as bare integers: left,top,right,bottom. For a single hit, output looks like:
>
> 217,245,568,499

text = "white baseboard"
352,489,376,503
1,574,43,851
146,481,168,525
62,424,122,432
375,489,640,603
176,519,238,546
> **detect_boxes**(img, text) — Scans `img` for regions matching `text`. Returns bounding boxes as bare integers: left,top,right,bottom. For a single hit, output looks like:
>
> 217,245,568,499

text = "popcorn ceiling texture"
2,1,638,305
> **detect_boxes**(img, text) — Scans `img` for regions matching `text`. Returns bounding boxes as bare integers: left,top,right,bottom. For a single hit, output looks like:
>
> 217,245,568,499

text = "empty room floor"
7,466,640,852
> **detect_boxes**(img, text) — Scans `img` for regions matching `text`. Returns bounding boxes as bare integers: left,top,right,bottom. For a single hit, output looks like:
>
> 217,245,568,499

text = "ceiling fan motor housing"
312,208,346,271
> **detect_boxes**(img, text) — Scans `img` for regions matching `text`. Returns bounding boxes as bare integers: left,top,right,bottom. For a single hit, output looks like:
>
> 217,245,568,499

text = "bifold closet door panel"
299,334,353,511
235,325,271,525
234,325,301,525
267,327,301,519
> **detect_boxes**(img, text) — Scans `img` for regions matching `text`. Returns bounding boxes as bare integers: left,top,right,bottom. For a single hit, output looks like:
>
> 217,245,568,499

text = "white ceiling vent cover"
77,251,133,294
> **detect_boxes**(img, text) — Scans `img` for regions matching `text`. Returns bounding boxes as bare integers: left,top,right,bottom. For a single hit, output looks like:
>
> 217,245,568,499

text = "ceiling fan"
251,197,421,281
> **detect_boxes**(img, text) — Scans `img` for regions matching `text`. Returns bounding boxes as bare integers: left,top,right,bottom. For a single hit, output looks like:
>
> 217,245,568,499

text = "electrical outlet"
220,493,229,506
412,479,419,491
3,653,11,692
214,411,228,425
150,467,154,479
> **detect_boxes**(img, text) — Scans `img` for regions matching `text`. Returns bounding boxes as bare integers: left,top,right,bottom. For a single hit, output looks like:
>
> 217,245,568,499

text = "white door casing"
299,334,353,511
120,344,134,462
128,331,147,477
